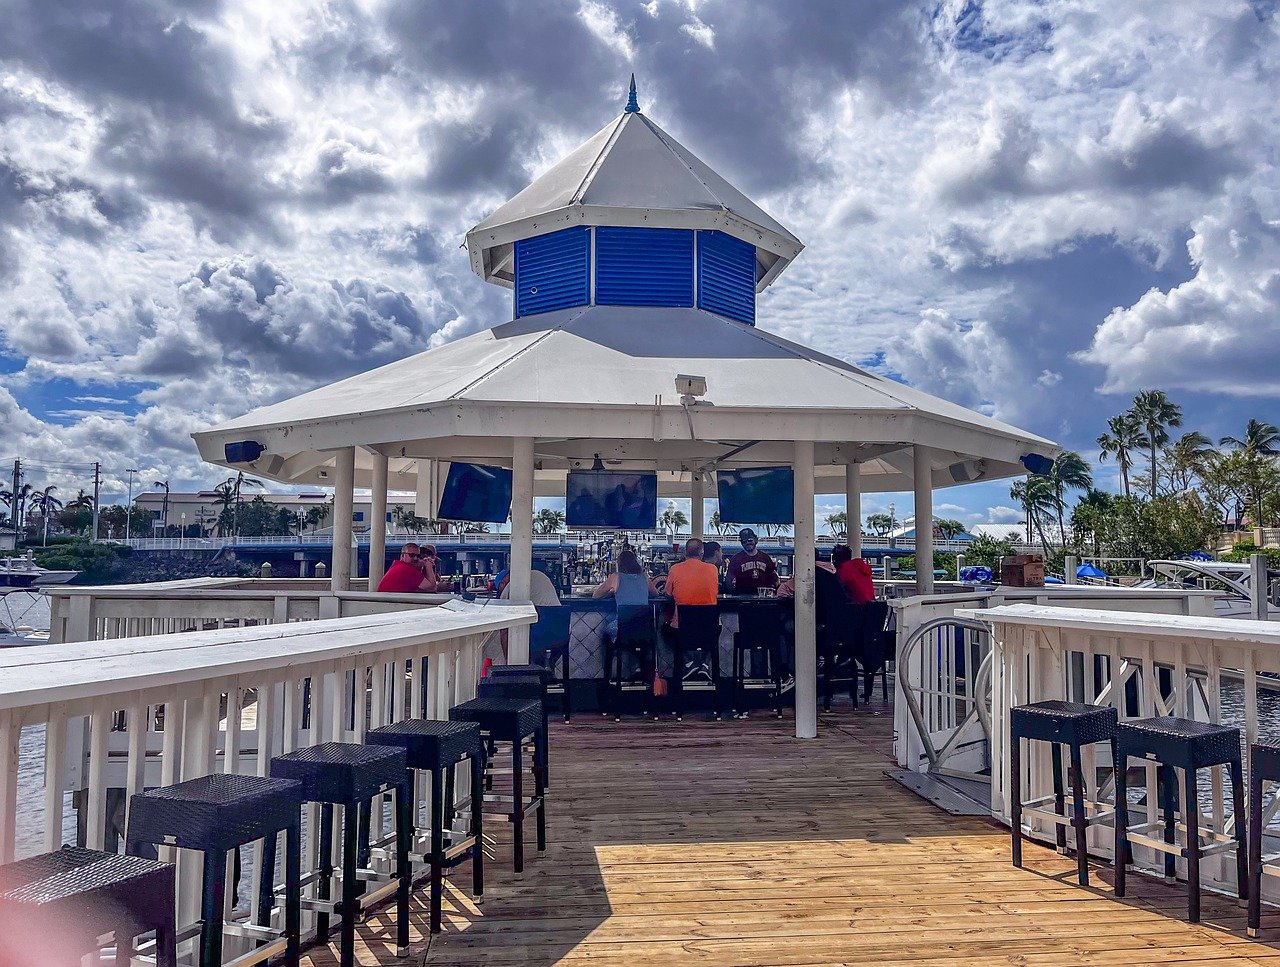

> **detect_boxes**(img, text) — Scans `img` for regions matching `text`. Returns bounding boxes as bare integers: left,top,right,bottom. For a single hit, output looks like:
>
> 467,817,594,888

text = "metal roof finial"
625,74,639,113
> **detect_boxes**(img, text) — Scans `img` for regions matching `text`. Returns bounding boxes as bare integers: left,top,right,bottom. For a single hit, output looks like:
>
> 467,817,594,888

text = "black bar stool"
126,773,302,967
1114,716,1247,922
1248,741,1280,937
486,666,553,787
607,604,657,720
674,604,722,721
450,696,546,873
1009,701,1118,885
367,719,484,934
528,605,573,721
0,846,176,967
268,743,412,964
732,601,784,719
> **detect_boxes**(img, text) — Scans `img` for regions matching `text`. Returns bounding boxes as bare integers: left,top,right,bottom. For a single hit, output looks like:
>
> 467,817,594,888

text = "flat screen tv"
436,462,513,523
716,466,794,526
565,470,658,529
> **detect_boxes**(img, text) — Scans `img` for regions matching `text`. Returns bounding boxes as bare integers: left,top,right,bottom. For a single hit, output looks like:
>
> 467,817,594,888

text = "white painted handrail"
889,586,1220,774
962,603,1280,900
0,599,535,960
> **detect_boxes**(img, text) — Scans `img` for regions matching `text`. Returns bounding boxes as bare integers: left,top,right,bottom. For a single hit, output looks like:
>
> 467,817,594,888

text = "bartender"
727,528,778,593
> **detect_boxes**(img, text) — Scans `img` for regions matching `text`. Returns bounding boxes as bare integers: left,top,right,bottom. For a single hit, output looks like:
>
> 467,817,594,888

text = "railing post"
1252,553,1269,620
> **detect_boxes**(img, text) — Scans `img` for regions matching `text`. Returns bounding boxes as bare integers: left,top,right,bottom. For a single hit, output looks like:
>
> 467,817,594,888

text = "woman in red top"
832,545,876,604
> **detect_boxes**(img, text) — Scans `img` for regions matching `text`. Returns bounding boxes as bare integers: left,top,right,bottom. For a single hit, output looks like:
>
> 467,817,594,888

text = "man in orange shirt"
664,538,719,628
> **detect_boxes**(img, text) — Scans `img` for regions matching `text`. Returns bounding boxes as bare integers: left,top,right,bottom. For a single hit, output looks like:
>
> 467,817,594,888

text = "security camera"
675,374,707,397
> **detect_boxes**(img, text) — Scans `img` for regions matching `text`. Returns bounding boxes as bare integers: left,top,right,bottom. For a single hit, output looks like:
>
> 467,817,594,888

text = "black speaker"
224,441,265,464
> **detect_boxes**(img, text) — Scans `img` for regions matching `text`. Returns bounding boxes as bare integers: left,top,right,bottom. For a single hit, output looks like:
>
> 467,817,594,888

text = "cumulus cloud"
0,0,1277,527
1078,195,1280,395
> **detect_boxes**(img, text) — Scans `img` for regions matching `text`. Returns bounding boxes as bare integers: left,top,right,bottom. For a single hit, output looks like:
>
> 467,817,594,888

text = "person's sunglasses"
405,552,421,559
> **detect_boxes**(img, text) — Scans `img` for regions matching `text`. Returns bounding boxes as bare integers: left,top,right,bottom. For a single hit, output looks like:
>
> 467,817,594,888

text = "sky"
0,0,1277,532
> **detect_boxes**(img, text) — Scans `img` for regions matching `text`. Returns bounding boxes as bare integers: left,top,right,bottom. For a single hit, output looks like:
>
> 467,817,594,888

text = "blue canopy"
1076,562,1108,579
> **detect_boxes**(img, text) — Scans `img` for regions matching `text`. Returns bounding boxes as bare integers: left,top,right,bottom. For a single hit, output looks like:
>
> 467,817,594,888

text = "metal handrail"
896,616,993,776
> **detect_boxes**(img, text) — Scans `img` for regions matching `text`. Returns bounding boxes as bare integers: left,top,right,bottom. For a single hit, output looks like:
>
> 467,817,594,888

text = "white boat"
0,552,78,588
1141,559,1274,619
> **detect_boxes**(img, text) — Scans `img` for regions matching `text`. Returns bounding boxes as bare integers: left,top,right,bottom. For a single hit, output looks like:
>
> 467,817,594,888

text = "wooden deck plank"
300,699,1280,966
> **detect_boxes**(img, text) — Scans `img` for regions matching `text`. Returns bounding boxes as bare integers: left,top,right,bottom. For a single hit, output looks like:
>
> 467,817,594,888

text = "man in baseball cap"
727,527,778,594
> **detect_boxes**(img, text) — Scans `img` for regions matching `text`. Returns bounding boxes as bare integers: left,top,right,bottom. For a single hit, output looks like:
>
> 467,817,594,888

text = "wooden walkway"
303,698,1280,966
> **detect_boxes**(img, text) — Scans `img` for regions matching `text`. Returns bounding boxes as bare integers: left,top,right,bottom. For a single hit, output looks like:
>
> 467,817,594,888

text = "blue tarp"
1076,562,1108,578
959,565,994,582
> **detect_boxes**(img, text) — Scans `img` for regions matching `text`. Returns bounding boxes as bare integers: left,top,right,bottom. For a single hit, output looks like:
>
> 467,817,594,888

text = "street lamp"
124,468,139,541
181,512,187,549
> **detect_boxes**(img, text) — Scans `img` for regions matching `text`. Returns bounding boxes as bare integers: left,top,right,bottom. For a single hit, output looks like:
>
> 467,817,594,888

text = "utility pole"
124,468,139,541
10,460,19,544
91,461,101,541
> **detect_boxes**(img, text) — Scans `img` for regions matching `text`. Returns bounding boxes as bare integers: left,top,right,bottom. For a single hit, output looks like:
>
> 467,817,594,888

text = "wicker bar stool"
366,719,484,934
1114,716,1247,922
1248,741,1280,937
0,846,176,967
126,773,303,967
1009,701,1118,886
450,695,546,873
268,743,412,964
674,604,722,721
485,666,553,787
731,601,784,719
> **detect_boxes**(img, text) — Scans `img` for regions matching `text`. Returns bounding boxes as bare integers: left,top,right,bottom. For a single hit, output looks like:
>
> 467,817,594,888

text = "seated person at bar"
727,528,778,593
593,548,660,639
661,538,720,694
377,543,439,592
702,540,728,591
832,545,876,604
498,565,563,606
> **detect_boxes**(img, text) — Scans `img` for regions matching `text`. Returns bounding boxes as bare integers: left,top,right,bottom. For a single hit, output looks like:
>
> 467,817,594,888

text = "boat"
0,551,79,588
1140,558,1275,619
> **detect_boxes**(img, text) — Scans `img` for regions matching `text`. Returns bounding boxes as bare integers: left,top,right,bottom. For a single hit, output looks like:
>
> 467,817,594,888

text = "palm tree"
30,485,62,546
1165,431,1215,493
1219,420,1280,528
212,481,237,536
533,508,566,535
1220,418,1280,456
824,511,847,539
1097,413,1143,497
936,518,966,540
865,513,894,537
708,510,726,536
1129,390,1182,497
660,507,688,539
1010,476,1056,555
1046,451,1093,545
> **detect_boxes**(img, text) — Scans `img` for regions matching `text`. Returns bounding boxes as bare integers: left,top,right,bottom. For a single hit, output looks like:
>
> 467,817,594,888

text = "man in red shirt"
377,543,436,593
727,528,778,593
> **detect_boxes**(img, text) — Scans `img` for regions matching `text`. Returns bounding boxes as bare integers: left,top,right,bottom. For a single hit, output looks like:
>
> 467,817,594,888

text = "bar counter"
556,593,793,680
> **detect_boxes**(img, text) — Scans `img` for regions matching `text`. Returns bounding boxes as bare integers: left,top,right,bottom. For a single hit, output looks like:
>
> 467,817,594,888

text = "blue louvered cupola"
512,226,759,323
480,78,800,326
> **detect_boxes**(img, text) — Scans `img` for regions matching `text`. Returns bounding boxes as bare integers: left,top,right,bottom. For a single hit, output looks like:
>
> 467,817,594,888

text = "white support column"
793,440,817,739
690,471,705,540
508,437,535,663
845,462,861,557
331,447,355,592
369,451,389,591
913,445,934,595
415,460,435,520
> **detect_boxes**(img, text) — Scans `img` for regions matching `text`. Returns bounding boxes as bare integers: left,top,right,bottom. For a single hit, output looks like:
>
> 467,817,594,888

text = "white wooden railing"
45,578,453,644
961,603,1280,898
891,587,1220,778
0,599,536,961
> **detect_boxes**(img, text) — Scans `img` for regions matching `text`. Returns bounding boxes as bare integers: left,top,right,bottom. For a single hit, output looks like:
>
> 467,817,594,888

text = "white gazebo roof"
466,111,804,290
194,304,1057,495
